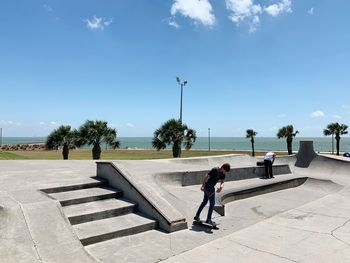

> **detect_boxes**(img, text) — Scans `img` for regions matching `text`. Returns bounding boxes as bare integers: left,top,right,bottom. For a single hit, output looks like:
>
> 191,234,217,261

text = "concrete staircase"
42,178,157,246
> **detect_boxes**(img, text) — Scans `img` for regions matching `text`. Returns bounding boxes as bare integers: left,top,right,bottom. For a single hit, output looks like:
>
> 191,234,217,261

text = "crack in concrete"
157,233,199,263
331,218,350,247
230,240,298,262
3,192,44,262
168,233,176,257
18,204,43,263
270,217,350,248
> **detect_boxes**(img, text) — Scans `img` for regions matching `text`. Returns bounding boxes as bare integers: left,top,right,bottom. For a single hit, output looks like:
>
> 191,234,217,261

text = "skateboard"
192,220,219,230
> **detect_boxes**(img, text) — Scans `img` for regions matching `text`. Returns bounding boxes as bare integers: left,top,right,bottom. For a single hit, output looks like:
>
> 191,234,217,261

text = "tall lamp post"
176,76,187,123
208,128,211,151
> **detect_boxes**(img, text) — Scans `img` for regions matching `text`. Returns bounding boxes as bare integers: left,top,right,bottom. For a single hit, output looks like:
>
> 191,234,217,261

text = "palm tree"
76,120,120,160
246,129,257,157
152,118,196,158
45,125,77,160
323,123,348,156
277,125,299,155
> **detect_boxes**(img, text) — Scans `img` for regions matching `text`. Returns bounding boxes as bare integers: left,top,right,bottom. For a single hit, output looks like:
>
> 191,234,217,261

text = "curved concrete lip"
214,177,343,216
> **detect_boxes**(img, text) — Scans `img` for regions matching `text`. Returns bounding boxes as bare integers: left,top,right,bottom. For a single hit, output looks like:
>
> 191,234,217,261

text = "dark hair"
221,163,230,172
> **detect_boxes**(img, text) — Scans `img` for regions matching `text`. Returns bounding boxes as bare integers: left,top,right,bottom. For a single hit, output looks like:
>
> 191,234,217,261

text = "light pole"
208,128,211,151
176,76,187,123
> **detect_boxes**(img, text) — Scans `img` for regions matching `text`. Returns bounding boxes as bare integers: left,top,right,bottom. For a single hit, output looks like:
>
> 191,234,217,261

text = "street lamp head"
176,76,180,84
183,80,187,86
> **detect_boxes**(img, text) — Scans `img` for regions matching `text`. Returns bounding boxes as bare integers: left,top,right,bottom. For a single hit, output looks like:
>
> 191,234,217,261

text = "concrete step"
41,177,107,193
50,187,122,206
64,198,136,225
74,213,157,246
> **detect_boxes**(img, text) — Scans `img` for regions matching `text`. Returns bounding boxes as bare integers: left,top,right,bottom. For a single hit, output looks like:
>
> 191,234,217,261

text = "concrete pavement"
1,150,350,263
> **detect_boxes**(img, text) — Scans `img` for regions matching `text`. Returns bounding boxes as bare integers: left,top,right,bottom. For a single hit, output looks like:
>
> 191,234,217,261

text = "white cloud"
311,110,325,118
277,113,287,118
225,0,262,32
333,115,342,119
308,7,314,15
39,121,58,127
85,16,113,30
264,0,292,17
342,104,350,110
170,0,215,27
126,123,135,128
225,0,292,32
0,120,21,126
167,17,180,28
44,4,53,12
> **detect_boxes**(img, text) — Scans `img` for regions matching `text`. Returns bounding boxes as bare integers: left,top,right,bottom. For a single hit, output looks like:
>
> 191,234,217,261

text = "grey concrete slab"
0,161,98,263
75,212,156,245
50,187,121,206
163,203,350,263
2,151,350,263
64,198,135,219
0,203,39,263
21,201,96,263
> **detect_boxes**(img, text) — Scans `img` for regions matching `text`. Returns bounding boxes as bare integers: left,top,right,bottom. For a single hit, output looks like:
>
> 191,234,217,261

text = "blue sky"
0,0,349,137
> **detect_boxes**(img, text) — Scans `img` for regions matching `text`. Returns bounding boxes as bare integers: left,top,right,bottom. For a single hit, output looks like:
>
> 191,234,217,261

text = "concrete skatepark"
1,141,350,262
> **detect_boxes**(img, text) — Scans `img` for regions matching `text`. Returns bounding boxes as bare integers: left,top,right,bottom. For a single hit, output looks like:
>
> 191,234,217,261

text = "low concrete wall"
158,165,292,187
97,162,187,233
214,177,308,216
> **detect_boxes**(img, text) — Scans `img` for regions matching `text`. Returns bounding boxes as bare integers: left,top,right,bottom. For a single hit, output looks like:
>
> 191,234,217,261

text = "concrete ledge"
157,164,292,187
96,162,187,233
214,177,308,216
40,177,107,194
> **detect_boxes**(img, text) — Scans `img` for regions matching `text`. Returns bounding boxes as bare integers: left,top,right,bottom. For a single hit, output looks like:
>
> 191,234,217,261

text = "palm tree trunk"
287,138,292,155
62,143,69,160
251,141,255,157
336,134,340,156
172,140,181,158
92,143,101,160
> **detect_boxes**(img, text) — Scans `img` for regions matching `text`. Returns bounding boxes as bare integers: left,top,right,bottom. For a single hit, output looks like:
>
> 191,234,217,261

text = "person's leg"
195,191,209,220
206,190,216,224
264,160,269,178
268,161,273,178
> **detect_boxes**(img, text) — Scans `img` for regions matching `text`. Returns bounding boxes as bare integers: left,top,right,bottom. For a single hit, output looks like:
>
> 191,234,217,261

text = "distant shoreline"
0,137,349,153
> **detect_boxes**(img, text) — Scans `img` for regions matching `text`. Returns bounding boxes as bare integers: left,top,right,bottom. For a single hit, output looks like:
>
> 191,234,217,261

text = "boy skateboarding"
194,163,231,227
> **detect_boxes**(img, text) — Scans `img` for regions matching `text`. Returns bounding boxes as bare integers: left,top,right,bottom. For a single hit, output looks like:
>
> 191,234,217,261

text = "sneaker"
193,216,200,222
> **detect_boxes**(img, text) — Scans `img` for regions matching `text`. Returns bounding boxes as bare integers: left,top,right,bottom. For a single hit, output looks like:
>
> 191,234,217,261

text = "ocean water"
1,137,350,152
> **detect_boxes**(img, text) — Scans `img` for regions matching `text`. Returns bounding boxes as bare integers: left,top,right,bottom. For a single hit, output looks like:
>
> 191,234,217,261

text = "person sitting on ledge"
264,152,276,179
194,163,231,227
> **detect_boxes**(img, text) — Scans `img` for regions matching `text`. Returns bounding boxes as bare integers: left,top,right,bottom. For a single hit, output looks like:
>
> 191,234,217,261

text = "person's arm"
216,179,225,193
200,174,210,191
272,154,276,164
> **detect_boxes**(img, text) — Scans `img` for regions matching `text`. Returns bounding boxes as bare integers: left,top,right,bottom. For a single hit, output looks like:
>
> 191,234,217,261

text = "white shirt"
264,152,275,161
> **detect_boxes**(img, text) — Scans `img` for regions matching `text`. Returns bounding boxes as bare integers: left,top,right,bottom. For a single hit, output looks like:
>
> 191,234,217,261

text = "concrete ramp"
214,177,342,216
301,177,343,193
